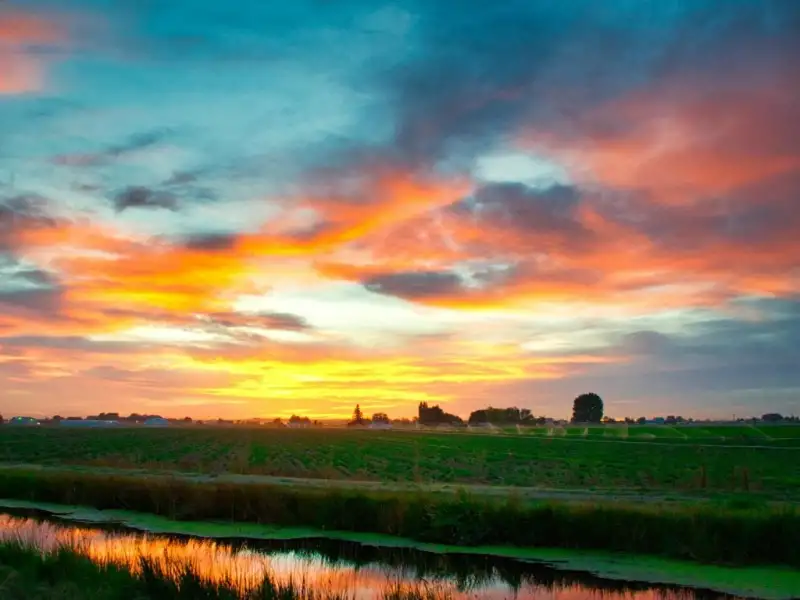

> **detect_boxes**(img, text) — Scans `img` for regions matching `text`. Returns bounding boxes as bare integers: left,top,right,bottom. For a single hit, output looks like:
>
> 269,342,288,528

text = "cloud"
112,186,178,212
202,311,312,331
0,195,57,251
0,9,66,94
180,233,239,252
363,270,464,300
0,335,146,355
53,129,172,167
0,286,62,315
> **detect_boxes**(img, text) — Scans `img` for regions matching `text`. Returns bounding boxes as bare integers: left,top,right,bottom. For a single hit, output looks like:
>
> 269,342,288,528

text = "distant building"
8,416,40,426
369,421,392,430
60,419,119,428
144,417,169,427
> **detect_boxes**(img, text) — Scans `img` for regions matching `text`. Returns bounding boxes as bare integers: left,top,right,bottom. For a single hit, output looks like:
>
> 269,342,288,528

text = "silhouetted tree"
371,412,390,424
468,406,535,425
418,402,462,425
571,393,603,423
351,404,365,425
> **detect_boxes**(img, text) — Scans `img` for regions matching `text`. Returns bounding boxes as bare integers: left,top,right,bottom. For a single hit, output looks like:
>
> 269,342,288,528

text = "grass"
1,426,800,497
0,467,799,568
0,540,364,599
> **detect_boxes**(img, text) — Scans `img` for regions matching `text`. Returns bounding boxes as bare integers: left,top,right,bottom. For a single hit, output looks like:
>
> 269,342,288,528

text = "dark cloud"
112,186,178,212
617,299,800,392
13,266,58,288
0,195,57,251
203,311,312,332
363,270,463,300
0,255,64,319
619,330,675,356
254,312,311,331
0,286,62,314
181,233,239,252
376,1,732,169
163,171,198,186
53,128,172,167
454,183,589,245
303,1,800,182
0,335,146,354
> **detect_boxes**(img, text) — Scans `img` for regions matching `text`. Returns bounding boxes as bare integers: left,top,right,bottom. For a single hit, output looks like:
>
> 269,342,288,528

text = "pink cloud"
0,10,68,94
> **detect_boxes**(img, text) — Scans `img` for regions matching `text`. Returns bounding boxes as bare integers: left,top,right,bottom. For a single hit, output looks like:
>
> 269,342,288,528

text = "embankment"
0,467,798,568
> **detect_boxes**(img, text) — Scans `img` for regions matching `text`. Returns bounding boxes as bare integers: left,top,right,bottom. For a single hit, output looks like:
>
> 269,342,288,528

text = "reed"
0,540,347,599
0,468,798,567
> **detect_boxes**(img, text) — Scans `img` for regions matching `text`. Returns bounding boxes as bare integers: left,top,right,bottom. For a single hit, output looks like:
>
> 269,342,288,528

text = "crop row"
1,428,799,495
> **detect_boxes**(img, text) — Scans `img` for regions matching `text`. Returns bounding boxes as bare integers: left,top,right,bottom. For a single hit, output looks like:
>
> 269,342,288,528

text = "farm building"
60,419,119,428
7,416,40,426
368,421,392,430
144,417,170,427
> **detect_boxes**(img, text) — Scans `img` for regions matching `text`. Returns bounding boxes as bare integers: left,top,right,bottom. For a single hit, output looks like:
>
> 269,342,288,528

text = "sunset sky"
1,0,799,420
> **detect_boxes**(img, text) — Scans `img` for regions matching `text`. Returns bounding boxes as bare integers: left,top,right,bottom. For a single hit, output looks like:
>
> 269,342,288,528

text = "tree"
418,402,462,425
349,404,365,426
762,413,784,423
288,415,311,426
571,393,603,423
468,406,536,425
371,412,390,424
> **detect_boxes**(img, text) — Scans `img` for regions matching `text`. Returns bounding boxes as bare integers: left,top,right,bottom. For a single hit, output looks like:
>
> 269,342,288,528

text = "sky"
1,0,799,420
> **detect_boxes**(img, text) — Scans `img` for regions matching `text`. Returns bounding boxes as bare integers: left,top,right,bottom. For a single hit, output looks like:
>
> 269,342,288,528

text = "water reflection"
0,513,732,600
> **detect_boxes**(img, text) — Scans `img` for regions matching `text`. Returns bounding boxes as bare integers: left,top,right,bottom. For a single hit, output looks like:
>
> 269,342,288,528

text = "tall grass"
0,540,355,599
0,469,798,567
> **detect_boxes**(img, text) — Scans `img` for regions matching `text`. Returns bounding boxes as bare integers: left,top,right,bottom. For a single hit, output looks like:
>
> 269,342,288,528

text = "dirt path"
1,462,793,506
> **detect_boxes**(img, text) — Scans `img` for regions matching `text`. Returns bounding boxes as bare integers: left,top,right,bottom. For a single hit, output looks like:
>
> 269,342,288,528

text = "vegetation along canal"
0,509,775,600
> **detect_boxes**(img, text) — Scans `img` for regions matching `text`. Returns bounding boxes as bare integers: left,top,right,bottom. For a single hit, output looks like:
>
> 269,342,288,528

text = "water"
0,511,735,599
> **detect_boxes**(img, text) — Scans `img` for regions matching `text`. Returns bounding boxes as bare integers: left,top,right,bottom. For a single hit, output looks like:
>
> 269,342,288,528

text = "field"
1,425,800,498
2,425,800,571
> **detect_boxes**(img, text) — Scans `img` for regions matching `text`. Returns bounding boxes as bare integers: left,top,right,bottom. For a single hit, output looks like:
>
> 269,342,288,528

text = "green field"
1,425,799,497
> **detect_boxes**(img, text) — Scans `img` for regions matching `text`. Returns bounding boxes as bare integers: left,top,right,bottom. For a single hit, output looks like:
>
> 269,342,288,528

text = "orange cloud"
524,73,800,202
0,10,67,94
291,69,800,313
239,171,471,256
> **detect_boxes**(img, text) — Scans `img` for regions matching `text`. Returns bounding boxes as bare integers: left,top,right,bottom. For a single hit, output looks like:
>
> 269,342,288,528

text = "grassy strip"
0,468,799,567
